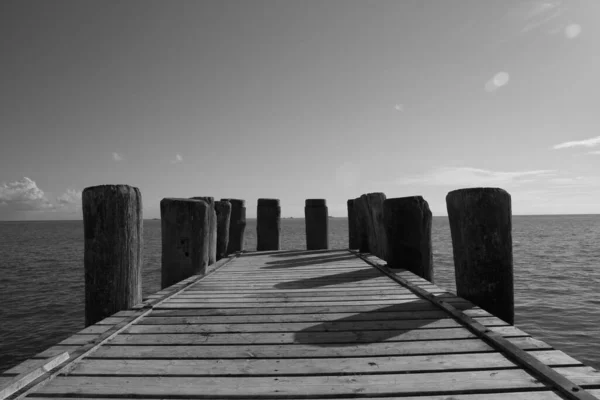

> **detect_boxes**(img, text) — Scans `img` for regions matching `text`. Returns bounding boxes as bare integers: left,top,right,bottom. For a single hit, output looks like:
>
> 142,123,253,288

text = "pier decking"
2,249,600,399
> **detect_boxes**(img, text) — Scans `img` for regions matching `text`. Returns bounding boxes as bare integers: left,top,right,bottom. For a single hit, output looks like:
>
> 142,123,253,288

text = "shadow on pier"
294,301,478,346
274,268,383,289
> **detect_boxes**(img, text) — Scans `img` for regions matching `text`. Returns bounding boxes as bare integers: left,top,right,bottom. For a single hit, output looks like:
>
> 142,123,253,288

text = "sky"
0,0,599,220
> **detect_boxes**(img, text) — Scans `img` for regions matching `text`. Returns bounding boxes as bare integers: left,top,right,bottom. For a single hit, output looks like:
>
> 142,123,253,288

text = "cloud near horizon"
0,178,83,217
0,177,54,211
57,189,82,205
395,167,556,187
553,136,600,149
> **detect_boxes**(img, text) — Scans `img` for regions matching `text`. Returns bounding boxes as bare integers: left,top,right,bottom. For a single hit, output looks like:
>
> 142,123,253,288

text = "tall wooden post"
215,200,232,260
160,198,210,289
83,185,143,327
305,199,329,250
354,196,370,253
222,198,246,253
383,196,433,282
257,198,281,251
364,192,387,260
446,188,514,324
191,196,217,265
347,199,359,249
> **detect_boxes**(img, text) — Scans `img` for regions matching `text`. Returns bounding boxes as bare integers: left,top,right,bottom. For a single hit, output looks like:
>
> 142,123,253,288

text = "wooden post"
364,192,387,260
82,185,142,327
305,199,329,250
160,198,210,289
446,187,514,324
215,200,232,260
354,196,370,253
222,198,246,253
383,196,433,282
257,198,281,251
191,196,217,265
347,199,359,249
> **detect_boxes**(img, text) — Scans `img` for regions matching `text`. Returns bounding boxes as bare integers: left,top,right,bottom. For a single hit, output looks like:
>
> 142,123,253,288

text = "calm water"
1,216,599,372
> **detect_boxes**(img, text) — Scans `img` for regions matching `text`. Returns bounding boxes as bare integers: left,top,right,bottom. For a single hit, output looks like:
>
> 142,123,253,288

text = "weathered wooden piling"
82,185,142,327
222,198,246,253
305,199,329,250
353,196,370,253
257,198,281,251
214,200,231,260
383,196,433,282
446,187,514,324
191,196,217,264
160,198,210,289
363,192,387,260
347,199,359,249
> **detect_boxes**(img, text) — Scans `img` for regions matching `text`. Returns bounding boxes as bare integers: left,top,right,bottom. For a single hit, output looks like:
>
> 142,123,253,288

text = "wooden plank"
91,337,552,359
189,282,403,289
166,294,442,302
97,326,528,346
31,346,81,359
126,317,508,334
148,300,478,315
67,350,582,376
138,309,455,324
95,317,128,325
176,288,422,297
182,286,421,294
555,366,600,386
156,299,430,308
31,370,547,397
18,392,566,400
0,352,69,400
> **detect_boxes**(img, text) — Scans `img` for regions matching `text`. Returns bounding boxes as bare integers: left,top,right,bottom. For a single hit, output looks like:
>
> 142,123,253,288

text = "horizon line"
2,213,600,222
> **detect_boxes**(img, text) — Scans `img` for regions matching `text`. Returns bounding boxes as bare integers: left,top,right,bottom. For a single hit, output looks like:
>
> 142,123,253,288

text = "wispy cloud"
171,154,183,164
0,177,54,211
520,1,564,34
553,136,600,149
395,167,556,187
394,104,404,112
112,152,123,161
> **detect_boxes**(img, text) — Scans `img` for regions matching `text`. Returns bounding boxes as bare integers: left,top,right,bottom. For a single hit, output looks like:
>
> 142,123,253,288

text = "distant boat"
152,218,159,220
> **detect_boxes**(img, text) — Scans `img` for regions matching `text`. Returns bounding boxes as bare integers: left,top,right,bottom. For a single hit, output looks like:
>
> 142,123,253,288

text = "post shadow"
240,249,340,258
262,254,357,269
294,300,485,347
274,268,386,290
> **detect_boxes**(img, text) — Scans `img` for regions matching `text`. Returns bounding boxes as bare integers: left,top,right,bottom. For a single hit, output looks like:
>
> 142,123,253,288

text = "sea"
1,216,599,372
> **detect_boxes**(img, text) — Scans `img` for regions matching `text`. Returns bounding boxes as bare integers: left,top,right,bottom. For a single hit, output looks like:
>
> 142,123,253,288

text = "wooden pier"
2,185,600,399
2,249,600,399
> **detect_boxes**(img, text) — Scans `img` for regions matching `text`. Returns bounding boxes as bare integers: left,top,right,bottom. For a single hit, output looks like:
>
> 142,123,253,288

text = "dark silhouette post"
305,199,329,250
354,196,370,253
82,185,143,327
446,187,514,324
160,198,210,289
383,196,433,282
215,200,232,260
364,192,387,260
222,198,246,253
257,198,281,251
191,196,217,265
347,199,359,249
